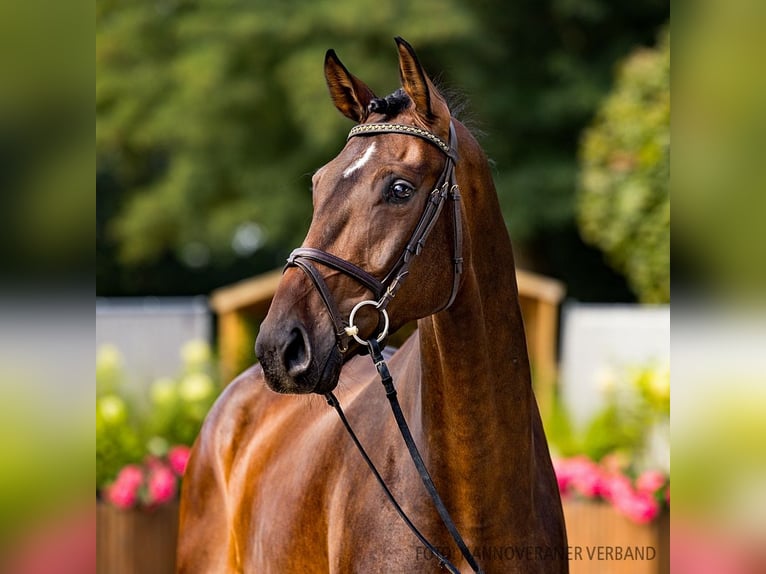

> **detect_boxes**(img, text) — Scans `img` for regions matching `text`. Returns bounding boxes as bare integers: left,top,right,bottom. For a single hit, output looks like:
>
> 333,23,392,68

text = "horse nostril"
284,327,311,377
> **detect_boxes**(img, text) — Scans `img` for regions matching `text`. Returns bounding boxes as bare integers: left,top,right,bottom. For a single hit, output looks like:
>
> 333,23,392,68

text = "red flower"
636,469,667,495
168,445,191,476
566,456,604,498
615,490,660,524
146,464,177,506
106,465,144,509
602,472,633,505
554,456,668,524
553,459,573,495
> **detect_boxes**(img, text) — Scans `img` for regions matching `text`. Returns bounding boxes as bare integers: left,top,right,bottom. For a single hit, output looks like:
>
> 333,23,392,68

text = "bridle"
284,120,484,574
285,120,463,353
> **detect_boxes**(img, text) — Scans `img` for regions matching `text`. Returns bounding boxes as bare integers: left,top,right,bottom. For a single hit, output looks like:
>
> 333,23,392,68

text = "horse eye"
388,180,414,203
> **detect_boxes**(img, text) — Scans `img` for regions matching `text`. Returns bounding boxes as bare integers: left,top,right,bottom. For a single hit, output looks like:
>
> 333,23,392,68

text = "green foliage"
549,363,669,468
0,374,90,544
145,341,219,448
674,387,766,516
465,2,667,274
97,0,477,271
673,0,766,298
96,394,143,490
96,344,142,487
577,28,670,303
581,404,647,462
97,1,668,297
0,1,91,281
543,393,579,457
96,341,221,489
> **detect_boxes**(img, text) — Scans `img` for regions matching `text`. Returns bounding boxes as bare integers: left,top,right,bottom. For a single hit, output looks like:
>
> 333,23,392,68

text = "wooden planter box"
563,500,669,574
97,501,179,574
96,498,667,573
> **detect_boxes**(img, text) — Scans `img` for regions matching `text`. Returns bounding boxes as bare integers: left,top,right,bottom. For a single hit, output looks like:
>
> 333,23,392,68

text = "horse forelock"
367,85,478,143
369,88,410,117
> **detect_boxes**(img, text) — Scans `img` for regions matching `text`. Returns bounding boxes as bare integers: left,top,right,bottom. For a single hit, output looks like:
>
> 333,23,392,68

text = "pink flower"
568,457,604,498
636,469,667,495
168,445,191,476
602,471,663,523
603,474,660,524
601,472,634,505
553,459,573,496
106,465,144,509
146,464,177,506
615,490,660,524
554,456,610,498
554,456,666,524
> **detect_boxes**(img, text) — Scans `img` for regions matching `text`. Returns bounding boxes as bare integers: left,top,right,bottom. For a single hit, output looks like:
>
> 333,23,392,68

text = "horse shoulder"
178,364,276,572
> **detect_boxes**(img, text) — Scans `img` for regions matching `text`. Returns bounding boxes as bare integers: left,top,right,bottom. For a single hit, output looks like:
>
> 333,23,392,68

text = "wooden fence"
210,268,565,414
563,501,669,574
97,501,178,574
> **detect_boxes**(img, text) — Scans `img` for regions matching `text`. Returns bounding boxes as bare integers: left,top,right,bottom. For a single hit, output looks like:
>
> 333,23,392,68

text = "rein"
325,338,485,574
286,121,483,574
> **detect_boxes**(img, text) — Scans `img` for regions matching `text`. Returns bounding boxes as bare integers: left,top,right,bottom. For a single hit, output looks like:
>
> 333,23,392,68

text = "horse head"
255,38,465,394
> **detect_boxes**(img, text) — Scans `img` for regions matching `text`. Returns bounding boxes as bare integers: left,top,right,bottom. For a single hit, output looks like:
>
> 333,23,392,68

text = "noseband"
285,120,463,353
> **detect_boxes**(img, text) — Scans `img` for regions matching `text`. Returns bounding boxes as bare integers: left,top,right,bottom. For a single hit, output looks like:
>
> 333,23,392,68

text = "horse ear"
324,49,377,123
394,37,450,125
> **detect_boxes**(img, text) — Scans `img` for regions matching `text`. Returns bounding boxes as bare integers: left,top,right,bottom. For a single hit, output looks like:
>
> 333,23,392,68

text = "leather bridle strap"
286,248,386,351
286,257,349,349
285,120,463,351
346,121,463,314
378,152,460,312
325,338,485,574
287,247,384,298
347,122,457,160
324,391,462,574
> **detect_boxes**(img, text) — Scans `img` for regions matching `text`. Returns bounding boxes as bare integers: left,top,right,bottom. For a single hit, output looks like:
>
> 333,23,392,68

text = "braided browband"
348,123,451,156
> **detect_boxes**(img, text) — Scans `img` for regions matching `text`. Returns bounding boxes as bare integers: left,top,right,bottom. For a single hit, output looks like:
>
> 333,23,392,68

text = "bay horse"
178,38,567,573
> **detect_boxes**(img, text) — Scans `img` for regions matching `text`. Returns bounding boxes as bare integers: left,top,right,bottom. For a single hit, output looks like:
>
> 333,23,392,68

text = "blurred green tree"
97,0,477,294
577,28,669,303
97,0,667,298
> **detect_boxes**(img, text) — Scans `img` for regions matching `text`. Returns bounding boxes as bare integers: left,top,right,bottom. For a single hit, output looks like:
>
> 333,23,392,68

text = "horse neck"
414,139,540,532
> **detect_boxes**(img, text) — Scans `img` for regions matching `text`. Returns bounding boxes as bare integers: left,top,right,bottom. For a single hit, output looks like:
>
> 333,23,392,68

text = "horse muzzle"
255,316,343,394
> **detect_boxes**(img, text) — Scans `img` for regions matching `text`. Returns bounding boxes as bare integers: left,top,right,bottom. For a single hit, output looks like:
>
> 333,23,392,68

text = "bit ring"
346,300,390,346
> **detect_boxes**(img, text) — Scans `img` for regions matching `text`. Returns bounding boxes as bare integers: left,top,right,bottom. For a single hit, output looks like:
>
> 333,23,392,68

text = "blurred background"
95,0,667,302
7,0,766,572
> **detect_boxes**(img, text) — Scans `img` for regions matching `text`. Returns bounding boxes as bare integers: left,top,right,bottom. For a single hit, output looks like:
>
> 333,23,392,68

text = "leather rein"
285,121,484,574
